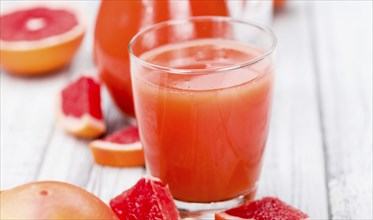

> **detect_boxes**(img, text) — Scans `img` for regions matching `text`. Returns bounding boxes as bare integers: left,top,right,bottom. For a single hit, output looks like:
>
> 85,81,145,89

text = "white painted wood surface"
1,1,372,219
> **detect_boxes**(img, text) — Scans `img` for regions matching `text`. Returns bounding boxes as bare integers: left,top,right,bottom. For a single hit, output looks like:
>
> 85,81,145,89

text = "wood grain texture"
310,1,373,219
0,69,68,189
257,2,328,219
0,1,100,189
86,89,146,204
34,0,100,189
0,0,78,188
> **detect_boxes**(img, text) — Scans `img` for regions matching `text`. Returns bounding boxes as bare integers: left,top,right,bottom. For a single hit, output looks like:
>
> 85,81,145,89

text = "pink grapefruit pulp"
57,75,106,138
110,177,180,220
215,197,309,220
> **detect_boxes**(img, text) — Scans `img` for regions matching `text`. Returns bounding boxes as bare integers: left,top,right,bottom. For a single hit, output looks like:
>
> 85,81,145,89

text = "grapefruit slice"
90,125,145,167
0,4,85,75
57,75,106,138
110,177,180,220
215,197,309,220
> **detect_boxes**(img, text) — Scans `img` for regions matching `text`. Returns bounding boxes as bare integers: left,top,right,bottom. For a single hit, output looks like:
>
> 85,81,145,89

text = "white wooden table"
1,1,372,219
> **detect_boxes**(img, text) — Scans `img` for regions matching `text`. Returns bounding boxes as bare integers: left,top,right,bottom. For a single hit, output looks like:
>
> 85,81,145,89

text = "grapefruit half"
0,181,118,220
57,75,106,138
110,176,180,220
0,4,85,75
90,125,145,167
215,197,309,220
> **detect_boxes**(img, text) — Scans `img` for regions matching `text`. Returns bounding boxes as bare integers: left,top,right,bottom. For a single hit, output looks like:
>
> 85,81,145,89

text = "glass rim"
128,16,277,74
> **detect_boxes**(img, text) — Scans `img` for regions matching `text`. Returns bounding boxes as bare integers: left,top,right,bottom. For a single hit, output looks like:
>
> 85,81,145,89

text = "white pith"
0,2,86,50
59,113,105,132
91,141,142,151
143,175,163,183
216,212,253,220
56,93,105,133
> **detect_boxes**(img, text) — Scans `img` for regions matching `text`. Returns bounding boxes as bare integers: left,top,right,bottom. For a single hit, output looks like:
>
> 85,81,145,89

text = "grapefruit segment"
110,177,180,220
57,75,106,138
215,197,309,220
90,125,145,167
0,4,85,75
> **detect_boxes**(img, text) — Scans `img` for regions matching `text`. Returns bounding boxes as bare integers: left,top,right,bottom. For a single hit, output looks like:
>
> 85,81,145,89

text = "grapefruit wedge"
215,197,309,220
57,75,106,138
90,125,145,167
0,4,85,75
110,177,180,220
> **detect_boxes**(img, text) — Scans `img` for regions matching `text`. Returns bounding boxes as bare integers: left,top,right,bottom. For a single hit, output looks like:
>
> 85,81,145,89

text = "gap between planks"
307,2,332,219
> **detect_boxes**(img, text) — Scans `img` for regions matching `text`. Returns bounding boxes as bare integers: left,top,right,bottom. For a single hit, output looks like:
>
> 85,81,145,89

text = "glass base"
177,188,257,219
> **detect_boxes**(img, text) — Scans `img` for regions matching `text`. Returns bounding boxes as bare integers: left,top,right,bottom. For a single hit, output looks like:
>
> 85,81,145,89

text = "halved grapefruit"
57,75,106,138
110,176,180,220
0,4,85,75
215,197,309,220
90,125,145,167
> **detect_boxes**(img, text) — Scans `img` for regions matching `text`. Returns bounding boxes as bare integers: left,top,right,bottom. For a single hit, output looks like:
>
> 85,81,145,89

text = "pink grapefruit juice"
132,39,274,203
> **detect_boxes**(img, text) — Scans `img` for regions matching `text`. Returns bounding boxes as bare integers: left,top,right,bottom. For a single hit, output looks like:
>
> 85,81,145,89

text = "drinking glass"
129,16,276,212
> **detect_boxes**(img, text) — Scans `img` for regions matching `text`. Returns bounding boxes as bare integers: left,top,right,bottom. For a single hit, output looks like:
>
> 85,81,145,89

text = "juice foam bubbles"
132,39,274,202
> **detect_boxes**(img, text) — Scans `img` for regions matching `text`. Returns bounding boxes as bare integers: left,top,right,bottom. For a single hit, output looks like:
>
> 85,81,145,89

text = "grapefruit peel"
0,181,118,220
90,126,145,167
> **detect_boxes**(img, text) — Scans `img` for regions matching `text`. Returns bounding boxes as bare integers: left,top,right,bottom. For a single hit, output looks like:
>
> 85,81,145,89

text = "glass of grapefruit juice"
129,17,276,211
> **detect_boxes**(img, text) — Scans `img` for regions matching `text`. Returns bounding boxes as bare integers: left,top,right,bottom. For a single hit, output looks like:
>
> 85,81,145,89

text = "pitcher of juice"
94,0,230,117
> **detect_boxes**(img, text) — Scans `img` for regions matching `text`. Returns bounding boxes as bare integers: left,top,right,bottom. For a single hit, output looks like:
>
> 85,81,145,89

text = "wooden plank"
310,1,373,219
0,70,68,189
36,1,101,188
69,1,147,203
0,1,78,189
0,1,100,189
257,1,329,219
85,93,146,203
32,0,147,201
